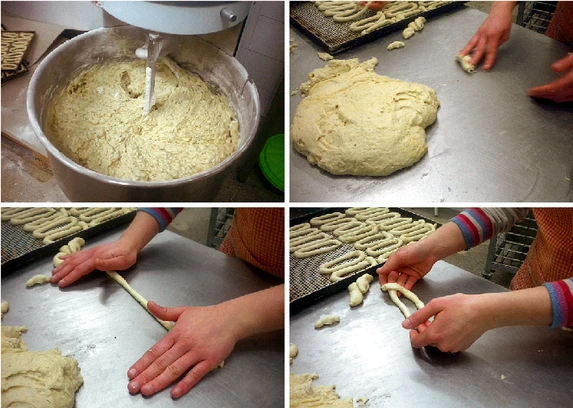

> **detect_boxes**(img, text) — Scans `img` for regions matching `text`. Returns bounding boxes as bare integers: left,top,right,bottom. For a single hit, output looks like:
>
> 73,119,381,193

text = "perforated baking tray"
290,1,465,54
289,207,440,313
1,208,136,273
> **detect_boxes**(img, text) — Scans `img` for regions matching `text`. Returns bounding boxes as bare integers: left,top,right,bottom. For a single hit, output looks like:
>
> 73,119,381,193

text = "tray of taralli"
289,207,440,313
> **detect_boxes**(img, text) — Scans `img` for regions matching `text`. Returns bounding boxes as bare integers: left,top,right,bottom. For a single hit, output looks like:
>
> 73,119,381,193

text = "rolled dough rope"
348,282,363,306
382,282,425,310
69,208,93,216
359,212,400,224
365,237,403,257
314,314,340,329
105,271,174,331
354,208,391,221
8,208,56,225
319,217,355,232
384,2,419,18
88,208,131,227
22,211,69,232
388,220,427,236
78,208,115,223
400,224,436,243
376,248,400,263
53,237,86,267
26,274,51,287
290,229,322,245
331,221,366,237
456,54,476,73
32,217,78,239
290,232,331,252
293,239,342,258
43,224,86,245
344,207,370,216
289,223,311,233
354,231,393,250
378,217,413,231
319,250,366,274
356,273,374,294
338,224,379,243
309,212,345,226
1,207,32,221
330,257,377,282
290,226,320,240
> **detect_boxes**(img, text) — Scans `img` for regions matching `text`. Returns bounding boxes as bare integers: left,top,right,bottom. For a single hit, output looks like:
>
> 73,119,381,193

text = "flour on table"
292,57,439,176
290,372,357,408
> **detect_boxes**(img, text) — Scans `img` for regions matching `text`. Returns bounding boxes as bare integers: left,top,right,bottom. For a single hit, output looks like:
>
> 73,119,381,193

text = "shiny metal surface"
289,261,573,407
290,7,573,203
27,26,260,202
1,229,283,407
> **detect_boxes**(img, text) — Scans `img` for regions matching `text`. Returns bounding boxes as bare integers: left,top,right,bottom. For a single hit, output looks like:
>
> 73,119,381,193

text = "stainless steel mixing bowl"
27,26,260,202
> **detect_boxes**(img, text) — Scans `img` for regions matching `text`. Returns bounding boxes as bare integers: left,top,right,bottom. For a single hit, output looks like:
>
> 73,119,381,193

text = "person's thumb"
148,300,187,322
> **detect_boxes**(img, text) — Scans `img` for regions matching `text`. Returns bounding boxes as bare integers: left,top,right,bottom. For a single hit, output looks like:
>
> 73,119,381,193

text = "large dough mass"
292,58,439,176
46,58,239,182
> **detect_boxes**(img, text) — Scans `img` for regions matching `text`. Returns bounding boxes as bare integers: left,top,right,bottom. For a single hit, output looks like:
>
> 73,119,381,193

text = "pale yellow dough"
292,57,440,176
290,372,356,408
46,58,239,182
1,326,83,408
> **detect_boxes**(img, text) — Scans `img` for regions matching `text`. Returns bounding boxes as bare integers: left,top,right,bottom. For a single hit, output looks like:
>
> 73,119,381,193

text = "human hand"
402,293,491,352
527,53,573,103
359,1,386,11
459,2,514,70
127,301,238,399
376,241,438,290
51,239,138,287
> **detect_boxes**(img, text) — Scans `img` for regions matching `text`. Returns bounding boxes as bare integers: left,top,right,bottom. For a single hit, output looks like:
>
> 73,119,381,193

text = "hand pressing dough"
26,274,51,287
290,372,355,408
106,271,174,331
381,282,424,318
53,237,86,267
314,314,340,328
292,57,439,176
1,326,83,408
456,54,476,73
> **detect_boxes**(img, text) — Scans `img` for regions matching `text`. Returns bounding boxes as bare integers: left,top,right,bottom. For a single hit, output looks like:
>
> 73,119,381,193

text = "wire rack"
517,1,556,34
484,214,538,278
206,208,235,249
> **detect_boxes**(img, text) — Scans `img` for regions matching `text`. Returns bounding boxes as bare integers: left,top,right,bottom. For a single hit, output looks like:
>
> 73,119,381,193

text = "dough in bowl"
292,57,439,176
45,58,239,182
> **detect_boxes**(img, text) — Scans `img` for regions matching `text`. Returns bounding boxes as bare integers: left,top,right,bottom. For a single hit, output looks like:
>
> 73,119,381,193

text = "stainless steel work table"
289,7,573,203
289,261,573,407
1,228,284,407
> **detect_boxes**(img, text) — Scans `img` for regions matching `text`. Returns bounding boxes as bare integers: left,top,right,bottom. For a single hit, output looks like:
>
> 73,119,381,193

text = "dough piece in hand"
1,326,83,408
292,57,439,176
26,274,51,287
1,300,9,318
348,282,363,307
289,343,299,364
53,237,86,267
314,314,340,329
387,41,405,50
456,54,476,73
381,282,425,318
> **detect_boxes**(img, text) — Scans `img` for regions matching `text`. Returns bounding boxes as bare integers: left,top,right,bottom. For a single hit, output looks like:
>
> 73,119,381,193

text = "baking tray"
289,207,441,314
290,1,465,54
1,208,136,273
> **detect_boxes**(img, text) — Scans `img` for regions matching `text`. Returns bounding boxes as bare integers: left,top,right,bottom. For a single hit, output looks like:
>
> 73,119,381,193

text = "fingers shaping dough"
381,283,424,318
456,54,476,73
53,237,86,267
314,314,340,329
26,274,51,287
106,271,174,331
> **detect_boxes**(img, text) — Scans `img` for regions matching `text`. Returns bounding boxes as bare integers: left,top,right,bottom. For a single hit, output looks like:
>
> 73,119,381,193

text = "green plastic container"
258,134,284,192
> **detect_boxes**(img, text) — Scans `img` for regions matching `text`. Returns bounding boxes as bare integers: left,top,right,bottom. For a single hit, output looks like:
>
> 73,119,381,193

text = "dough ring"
8,208,56,225
319,250,366,275
331,221,366,237
384,2,418,18
290,223,311,233
359,211,400,224
290,232,331,252
290,226,321,240
338,223,378,243
389,220,428,236
309,212,345,226
352,207,389,220
345,207,371,216
88,208,130,227
378,217,413,231
22,210,69,232
365,237,403,257
293,239,342,258
381,282,424,318
354,231,393,250
78,208,115,223
1,208,32,221
32,216,78,239
349,12,393,35
319,217,355,232
330,257,377,282
400,223,436,243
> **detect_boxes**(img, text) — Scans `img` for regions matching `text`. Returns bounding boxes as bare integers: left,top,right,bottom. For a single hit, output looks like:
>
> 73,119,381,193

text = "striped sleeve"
138,208,183,232
451,208,530,249
543,279,573,328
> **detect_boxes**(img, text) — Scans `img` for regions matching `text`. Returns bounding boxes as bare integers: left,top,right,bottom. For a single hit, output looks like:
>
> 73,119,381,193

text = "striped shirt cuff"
543,279,573,328
451,208,495,249
138,208,182,232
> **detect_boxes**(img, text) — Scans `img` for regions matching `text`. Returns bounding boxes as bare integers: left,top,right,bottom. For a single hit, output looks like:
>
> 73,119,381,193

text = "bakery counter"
289,6,573,202
289,260,573,407
1,228,284,407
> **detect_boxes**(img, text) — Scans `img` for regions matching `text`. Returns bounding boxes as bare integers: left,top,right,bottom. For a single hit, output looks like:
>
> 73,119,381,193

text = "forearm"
119,211,161,254
418,221,468,261
224,284,285,341
479,286,553,329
